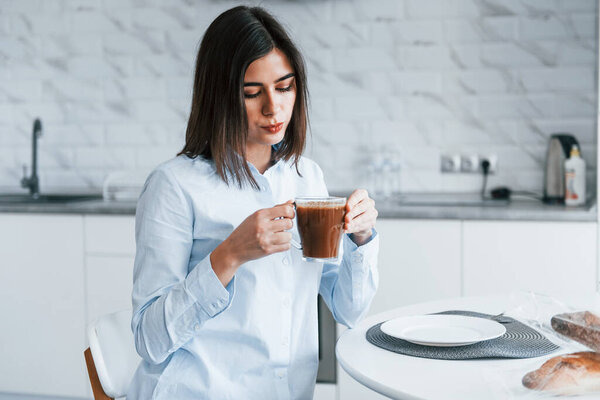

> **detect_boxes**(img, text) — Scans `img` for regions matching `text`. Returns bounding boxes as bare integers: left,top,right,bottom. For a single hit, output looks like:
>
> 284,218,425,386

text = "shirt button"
277,370,286,379
194,324,201,332
282,257,289,265
353,254,363,263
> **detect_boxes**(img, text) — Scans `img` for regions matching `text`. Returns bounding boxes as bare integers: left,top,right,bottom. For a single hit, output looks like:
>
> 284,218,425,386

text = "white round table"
336,295,596,400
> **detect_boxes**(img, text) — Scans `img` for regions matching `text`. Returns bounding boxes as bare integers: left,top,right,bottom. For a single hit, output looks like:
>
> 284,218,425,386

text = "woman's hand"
344,189,377,246
211,200,295,286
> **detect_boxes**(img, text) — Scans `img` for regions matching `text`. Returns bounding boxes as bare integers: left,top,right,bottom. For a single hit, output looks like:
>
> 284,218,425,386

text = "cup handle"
289,201,302,250
290,237,302,250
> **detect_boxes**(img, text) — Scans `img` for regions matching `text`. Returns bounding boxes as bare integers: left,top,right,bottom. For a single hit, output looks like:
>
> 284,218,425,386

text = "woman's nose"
262,91,281,116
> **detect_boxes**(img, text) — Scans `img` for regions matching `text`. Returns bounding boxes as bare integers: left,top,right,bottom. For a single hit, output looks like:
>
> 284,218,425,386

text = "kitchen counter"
0,193,596,221
374,194,597,222
0,198,137,215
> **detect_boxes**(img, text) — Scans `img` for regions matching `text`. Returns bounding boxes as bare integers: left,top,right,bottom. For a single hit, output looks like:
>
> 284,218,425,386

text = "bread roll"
522,351,600,395
551,311,600,352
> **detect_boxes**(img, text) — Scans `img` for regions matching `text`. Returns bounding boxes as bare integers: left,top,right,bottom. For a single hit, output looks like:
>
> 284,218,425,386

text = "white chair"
84,309,141,400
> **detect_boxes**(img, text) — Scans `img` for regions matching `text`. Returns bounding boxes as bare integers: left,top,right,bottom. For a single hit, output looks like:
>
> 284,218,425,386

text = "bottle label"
565,171,578,200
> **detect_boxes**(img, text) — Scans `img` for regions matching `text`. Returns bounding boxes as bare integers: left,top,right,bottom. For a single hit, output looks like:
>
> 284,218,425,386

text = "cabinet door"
338,219,462,400
86,255,135,325
83,216,136,399
463,221,597,304
84,215,136,256
313,383,336,400
84,215,135,330
368,219,462,315
0,214,87,397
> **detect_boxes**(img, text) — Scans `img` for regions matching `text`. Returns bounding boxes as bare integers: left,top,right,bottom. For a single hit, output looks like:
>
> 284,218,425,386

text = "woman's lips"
261,122,284,133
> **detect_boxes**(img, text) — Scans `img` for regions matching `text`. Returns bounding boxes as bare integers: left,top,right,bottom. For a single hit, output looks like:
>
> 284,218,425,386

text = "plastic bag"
482,291,600,398
551,311,600,352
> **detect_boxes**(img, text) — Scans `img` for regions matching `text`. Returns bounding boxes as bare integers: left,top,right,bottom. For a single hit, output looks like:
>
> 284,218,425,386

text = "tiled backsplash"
0,0,597,195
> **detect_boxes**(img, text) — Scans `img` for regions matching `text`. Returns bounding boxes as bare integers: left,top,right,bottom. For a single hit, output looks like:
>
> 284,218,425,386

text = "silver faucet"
21,118,42,198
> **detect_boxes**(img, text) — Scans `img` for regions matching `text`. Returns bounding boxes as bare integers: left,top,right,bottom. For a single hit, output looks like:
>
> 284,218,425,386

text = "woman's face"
243,48,296,150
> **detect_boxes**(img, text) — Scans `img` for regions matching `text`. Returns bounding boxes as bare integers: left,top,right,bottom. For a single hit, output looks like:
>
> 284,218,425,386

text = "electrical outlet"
441,153,498,174
460,154,480,173
480,155,498,174
441,154,461,173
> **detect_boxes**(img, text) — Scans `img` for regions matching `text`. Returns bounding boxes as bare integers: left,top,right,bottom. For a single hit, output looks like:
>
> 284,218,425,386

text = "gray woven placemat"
366,310,560,360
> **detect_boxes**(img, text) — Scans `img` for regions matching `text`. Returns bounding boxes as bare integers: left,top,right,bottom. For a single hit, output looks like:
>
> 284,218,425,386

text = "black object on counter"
491,187,511,200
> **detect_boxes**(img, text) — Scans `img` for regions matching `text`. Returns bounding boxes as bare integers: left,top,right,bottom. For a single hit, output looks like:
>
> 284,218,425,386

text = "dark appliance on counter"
543,134,579,204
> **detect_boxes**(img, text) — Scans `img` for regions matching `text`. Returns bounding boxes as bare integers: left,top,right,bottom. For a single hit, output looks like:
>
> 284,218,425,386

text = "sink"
0,193,103,204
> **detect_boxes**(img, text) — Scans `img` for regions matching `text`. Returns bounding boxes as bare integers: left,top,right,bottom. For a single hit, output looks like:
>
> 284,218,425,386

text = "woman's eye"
244,85,293,99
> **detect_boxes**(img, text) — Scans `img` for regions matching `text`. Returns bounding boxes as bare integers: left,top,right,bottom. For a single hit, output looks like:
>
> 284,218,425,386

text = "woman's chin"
259,132,286,146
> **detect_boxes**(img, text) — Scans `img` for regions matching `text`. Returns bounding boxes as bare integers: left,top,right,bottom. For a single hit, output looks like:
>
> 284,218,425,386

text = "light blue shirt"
128,154,379,400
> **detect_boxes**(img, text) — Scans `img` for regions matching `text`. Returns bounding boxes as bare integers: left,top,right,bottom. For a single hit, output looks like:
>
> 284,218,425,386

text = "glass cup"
291,196,347,262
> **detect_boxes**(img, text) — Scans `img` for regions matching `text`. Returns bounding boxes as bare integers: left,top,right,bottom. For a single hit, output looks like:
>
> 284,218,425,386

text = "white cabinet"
0,214,87,398
462,221,597,303
0,214,137,398
338,219,462,400
86,255,135,325
81,216,136,399
84,215,136,256
313,383,336,400
368,219,462,315
84,216,136,325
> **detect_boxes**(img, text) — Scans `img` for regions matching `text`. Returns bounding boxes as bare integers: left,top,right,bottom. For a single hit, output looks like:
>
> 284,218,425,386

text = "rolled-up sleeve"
131,167,235,365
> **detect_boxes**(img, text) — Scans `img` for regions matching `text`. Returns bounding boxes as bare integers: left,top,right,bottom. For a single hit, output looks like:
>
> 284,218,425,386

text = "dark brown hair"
178,6,309,189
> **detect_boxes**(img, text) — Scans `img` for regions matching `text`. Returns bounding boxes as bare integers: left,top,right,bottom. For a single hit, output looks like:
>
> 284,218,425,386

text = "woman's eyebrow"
244,72,295,87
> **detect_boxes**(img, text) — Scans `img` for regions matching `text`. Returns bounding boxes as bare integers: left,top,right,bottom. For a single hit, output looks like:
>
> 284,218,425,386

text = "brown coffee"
296,202,346,260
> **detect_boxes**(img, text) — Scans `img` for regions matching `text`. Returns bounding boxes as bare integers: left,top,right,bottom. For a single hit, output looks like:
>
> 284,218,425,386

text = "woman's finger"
264,201,295,220
270,231,292,245
270,217,294,232
345,189,368,213
346,208,378,233
345,197,374,224
268,243,292,254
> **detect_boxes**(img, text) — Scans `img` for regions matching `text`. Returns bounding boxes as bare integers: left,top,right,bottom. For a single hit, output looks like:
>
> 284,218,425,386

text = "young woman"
128,6,379,399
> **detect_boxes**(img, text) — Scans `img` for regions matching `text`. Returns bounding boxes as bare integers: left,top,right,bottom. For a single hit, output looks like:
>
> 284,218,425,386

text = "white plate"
380,315,507,347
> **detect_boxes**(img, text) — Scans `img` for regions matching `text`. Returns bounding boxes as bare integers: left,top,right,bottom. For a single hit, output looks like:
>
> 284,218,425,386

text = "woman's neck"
246,144,273,174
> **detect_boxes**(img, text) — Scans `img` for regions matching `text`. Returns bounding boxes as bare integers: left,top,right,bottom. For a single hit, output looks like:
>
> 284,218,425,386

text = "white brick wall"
0,0,596,195
519,67,595,91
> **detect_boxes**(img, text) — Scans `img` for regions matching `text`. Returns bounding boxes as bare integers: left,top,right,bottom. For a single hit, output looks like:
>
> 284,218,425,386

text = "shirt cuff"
348,227,377,247
343,228,379,267
184,254,235,318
